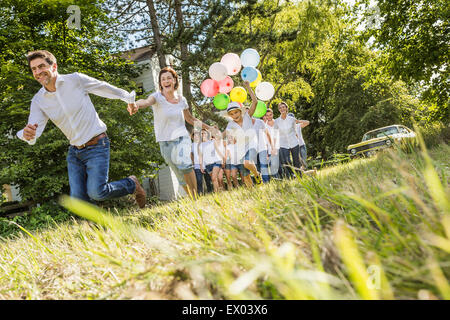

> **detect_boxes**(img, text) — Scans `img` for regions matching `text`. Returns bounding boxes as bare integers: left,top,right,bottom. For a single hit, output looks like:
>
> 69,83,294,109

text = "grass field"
0,141,448,300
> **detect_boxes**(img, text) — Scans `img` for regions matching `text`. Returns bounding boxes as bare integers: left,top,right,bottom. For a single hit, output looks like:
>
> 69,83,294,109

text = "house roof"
121,45,155,62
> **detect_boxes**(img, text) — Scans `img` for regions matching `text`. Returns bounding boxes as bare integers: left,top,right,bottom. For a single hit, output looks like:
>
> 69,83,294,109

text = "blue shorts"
159,135,193,185
239,148,257,163
236,148,256,176
205,162,222,174
225,163,241,171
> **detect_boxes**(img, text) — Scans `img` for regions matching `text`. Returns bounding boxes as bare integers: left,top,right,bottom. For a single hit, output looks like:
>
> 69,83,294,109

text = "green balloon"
253,100,267,118
213,93,230,110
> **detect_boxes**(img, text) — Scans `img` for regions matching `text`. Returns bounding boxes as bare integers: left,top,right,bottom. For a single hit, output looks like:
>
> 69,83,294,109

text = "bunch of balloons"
200,48,276,118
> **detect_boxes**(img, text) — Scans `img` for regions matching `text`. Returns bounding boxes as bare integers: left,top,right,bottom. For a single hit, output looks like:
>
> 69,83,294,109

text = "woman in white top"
130,67,212,198
274,102,305,179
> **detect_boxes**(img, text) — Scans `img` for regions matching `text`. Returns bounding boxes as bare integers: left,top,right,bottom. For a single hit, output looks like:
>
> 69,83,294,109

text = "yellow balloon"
230,86,247,103
250,70,262,87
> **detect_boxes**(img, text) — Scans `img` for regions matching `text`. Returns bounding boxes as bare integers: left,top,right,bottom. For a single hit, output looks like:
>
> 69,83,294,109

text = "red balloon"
200,79,219,97
218,76,234,94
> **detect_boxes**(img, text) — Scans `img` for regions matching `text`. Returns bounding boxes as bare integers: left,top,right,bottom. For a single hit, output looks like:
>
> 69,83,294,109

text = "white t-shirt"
274,115,299,149
199,140,222,166
225,143,239,165
151,91,189,142
191,142,200,169
265,122,280,154
253,118,268,153
295,123,305,146
225,112,257,160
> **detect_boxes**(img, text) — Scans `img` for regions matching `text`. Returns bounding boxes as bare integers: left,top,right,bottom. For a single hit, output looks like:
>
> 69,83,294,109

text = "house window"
136,83,144,96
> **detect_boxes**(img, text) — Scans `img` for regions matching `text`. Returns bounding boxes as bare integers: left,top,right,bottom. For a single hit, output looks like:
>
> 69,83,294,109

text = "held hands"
23,123,38,141
127,102,139,115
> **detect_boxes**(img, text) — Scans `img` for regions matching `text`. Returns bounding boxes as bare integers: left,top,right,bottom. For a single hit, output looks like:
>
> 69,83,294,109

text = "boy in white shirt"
198,130,224,193
225,81,262,187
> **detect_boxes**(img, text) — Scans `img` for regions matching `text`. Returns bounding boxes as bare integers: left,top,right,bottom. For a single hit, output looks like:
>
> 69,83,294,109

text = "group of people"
190,103,310,195
18,50,309,208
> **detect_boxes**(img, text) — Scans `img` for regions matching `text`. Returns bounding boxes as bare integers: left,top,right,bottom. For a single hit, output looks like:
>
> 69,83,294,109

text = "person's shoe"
254,173,263,185
129,175,146,208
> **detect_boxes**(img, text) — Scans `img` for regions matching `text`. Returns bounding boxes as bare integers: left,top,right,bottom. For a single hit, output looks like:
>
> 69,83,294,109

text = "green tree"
0,0,163,202
357,0,449,121
297,36,421,157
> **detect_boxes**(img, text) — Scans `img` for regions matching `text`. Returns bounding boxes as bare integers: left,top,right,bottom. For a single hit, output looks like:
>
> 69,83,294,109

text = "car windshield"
362,126,399,141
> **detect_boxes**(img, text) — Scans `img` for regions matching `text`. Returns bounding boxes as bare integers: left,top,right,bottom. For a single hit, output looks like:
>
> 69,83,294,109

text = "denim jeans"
299,144,307,168
279,145,302,179
203,170,213,193
194,168,204,194
268,151,280,179
66,136,135,202
159,135,193,186
257,150,270,183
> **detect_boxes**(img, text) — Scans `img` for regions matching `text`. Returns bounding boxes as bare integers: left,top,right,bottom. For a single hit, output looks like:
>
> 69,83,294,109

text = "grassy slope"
0,143,449,300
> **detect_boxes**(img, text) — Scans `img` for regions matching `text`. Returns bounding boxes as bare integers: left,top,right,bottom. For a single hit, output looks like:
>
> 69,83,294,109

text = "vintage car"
347,125,416,157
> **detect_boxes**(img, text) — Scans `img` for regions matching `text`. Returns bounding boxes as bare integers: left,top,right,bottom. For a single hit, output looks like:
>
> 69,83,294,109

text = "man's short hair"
266,108,273,113
26,50,57,68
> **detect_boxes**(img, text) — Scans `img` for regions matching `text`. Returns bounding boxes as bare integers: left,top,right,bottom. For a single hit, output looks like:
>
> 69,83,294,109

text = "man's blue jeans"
279,145,302,179
299,144,307,168
66,136,136,202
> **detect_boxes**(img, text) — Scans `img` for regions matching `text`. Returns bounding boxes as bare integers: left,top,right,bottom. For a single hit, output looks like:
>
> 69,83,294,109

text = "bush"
0,201,71,238
419,122,450,148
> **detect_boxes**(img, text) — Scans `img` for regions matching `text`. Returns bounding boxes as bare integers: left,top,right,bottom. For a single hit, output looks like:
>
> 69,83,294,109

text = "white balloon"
220,53,241,75
240,48,260,68
209,62,228,81
255,82,275,101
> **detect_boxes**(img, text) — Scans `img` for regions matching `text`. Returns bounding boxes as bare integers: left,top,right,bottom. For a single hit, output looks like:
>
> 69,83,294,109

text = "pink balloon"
218,76,234,94
200,79,219,97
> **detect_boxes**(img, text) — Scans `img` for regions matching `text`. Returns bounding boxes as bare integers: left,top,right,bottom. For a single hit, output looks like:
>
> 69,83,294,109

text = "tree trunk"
173,0,193,111
146,0,166,69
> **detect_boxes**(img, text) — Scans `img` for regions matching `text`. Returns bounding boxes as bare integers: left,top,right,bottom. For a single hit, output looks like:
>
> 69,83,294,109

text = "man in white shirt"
17,50,146,208
274,103,306,179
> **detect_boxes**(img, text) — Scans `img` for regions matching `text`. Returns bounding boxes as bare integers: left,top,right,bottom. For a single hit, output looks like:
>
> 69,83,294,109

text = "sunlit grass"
0,142,448,299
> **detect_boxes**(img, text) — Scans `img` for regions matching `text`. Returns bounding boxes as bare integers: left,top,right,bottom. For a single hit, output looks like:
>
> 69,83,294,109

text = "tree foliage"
357,0,449,121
